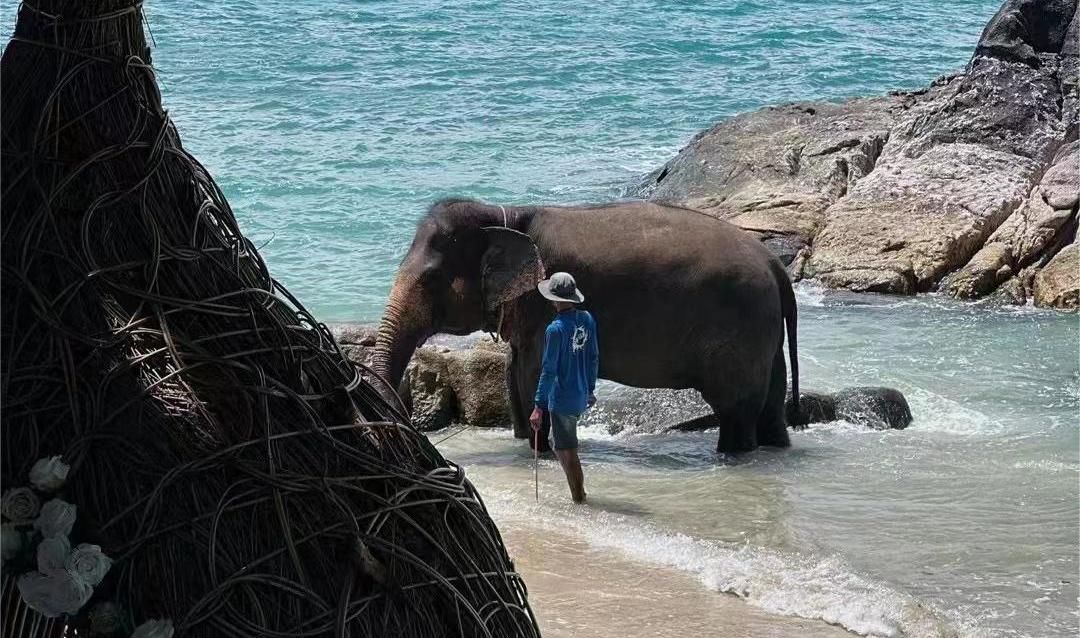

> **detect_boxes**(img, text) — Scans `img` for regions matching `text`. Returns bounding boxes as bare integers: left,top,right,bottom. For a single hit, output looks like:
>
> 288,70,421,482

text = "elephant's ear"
480,227,545,318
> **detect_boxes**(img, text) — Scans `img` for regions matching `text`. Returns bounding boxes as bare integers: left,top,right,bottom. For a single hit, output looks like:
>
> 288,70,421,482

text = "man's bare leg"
554,448,586,503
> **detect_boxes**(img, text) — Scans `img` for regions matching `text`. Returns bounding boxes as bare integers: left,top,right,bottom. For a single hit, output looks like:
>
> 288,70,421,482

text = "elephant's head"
373,200,544,389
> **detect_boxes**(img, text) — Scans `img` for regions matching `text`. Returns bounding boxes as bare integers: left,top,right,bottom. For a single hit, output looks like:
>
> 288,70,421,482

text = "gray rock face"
804,48,1064,293
335,325,378,368
1033,242,1080,309
639,0,1079,307
636,97,902,252
806,142,1042,293
400,348,459,431
943,141,1078,299
974,0,1077,65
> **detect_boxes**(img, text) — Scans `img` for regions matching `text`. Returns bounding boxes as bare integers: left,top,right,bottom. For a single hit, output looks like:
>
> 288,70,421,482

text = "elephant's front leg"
510,338,551,452
507,345,530,439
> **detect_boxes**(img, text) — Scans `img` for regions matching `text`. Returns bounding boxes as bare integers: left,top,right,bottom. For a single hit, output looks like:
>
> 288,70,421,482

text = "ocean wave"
794,281,829,307
900,387,1001,436
485,489,972,638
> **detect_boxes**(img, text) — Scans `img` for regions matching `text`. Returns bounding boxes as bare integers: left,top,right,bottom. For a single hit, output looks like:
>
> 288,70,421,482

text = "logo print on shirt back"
571,325,588,353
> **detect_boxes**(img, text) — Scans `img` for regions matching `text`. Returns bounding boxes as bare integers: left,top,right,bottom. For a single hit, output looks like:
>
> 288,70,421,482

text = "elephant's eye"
419,259,445,284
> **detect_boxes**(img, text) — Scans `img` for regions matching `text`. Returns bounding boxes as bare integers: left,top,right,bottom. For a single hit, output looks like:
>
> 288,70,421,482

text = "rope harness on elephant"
489,205,511,344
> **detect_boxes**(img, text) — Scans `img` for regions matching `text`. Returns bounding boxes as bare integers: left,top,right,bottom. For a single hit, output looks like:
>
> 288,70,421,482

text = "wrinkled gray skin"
373,199,803,453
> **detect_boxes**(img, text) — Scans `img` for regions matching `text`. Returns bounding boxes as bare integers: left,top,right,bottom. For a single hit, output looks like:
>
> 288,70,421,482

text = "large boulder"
973,0,1077,65
638,0,1078,307
1033,242,1080,310
944,141,1078,299
450,340,513,428
803,52,1064,293
333,326,513,431
636,97,902,266
400,347,459,431
805,142,1043,293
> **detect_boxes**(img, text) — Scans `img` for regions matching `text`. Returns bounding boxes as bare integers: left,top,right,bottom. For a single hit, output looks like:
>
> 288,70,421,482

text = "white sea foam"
485,489,971,638
1011,459,1080,473
794,281,828,307
901,387,1001,436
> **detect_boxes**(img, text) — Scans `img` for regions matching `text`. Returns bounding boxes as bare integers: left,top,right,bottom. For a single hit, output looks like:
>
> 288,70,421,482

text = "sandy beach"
502,523,852,638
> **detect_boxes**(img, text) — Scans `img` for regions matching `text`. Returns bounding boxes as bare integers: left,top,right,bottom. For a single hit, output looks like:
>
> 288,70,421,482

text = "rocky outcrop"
943,141,1078,299
335,327,916,433
636,0,1079,309
787,387,913,430
636,97,902,264
334,326,512,431
1033,242,1080,309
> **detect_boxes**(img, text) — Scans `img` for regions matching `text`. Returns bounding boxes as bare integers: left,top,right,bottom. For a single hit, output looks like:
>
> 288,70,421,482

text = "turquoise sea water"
128,0,1001,322
7,2,1078,637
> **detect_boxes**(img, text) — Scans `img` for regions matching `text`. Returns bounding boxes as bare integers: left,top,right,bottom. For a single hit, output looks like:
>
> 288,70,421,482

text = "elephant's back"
533,202,779,289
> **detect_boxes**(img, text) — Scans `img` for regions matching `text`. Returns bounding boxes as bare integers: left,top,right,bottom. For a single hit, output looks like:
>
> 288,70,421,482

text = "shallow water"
439,288,1078,637
6,1,1076,635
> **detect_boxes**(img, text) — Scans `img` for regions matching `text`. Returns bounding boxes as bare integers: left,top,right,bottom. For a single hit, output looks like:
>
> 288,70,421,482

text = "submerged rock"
638,0,1079,308
787,387,912,430
832,387,913,430
789,391,837,424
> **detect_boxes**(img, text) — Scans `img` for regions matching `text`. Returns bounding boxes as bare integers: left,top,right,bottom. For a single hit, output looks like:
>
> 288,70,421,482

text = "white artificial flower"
1,523,24,561
29,456,70,493
66,544,112,586
132,618,175,638
33,499,76,539
37,535,71,573
89,601,123,635
1,487,41,522
17,570,92,618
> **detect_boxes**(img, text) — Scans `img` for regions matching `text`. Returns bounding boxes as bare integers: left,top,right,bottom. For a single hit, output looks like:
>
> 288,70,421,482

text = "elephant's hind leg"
704,393,762,454
755,346,791,448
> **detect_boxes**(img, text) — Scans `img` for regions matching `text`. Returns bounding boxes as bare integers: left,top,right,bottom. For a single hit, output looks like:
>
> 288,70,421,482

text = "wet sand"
502,524,853,638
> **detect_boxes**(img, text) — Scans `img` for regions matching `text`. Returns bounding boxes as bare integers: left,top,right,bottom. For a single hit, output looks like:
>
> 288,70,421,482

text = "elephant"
372,198,803,453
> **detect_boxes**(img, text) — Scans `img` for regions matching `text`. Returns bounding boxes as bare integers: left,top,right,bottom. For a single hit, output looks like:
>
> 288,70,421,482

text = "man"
529,272,598,504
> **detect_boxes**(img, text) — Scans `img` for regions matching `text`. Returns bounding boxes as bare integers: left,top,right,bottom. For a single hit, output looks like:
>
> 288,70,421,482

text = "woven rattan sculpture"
0,1,540,636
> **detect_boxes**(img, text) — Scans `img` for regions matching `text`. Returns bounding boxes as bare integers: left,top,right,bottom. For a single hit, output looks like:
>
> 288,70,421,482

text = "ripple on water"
29,0,1004,322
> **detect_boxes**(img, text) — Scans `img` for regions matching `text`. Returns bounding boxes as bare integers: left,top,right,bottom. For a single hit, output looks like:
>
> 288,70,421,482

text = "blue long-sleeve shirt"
534,309,599,415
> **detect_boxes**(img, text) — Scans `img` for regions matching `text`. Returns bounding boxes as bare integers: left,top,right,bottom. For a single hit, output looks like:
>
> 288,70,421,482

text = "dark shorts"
549,412,580,450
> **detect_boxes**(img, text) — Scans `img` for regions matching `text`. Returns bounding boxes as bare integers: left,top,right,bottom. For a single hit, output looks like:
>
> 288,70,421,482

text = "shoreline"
499,520,855,638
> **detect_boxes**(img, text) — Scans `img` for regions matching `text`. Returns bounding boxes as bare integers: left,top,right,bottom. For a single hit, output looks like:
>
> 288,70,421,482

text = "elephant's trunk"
372,272,431,392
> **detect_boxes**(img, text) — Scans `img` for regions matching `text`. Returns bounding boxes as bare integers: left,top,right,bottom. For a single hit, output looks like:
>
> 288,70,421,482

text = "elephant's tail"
779,267,807,429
